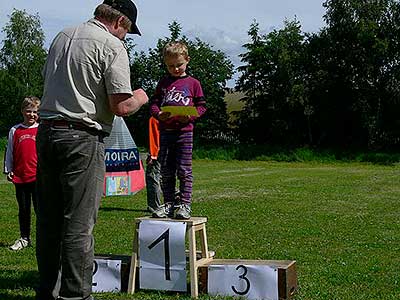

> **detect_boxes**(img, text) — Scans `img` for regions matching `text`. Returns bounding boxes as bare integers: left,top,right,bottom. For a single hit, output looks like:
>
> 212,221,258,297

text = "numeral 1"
148,229,171,280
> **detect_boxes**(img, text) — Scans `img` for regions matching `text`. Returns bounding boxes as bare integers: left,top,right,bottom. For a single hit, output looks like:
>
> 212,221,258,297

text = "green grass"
0,158,399,299
193,145,400,165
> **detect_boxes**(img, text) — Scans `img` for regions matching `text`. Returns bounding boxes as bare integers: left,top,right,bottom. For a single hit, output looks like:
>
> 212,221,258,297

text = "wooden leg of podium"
199,224,209,259
128,223,140,294
188,226,199,298
127,252,137,294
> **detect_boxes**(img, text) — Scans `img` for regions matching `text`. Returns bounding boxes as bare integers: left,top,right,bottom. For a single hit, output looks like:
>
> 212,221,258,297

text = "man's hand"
109,89,149,117
132,89,149,107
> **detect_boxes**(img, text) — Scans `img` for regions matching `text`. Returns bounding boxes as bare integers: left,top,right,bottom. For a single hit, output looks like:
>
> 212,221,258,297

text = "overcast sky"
0,0,326,86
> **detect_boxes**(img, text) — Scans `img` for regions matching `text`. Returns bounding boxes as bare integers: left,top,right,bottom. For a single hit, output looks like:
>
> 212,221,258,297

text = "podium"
127,216,297,299
127,216,213,298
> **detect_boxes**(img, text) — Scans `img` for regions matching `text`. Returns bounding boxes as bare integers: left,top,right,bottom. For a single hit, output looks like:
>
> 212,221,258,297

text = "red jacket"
5,123,38,184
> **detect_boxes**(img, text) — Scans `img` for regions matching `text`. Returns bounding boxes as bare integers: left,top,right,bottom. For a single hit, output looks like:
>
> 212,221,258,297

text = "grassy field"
0,158,399,299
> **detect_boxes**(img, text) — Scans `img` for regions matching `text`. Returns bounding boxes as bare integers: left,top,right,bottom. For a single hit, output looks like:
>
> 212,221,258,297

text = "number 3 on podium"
208,264,279,300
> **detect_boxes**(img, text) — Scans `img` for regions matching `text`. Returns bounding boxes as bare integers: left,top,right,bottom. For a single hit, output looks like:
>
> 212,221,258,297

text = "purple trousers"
158,130,193,204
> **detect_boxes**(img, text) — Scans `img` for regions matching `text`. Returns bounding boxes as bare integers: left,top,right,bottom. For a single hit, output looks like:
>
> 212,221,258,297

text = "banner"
103,117,145,196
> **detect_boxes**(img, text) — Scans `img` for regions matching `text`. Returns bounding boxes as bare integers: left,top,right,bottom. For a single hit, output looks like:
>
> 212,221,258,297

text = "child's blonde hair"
163,41,189,59
21,96,40,111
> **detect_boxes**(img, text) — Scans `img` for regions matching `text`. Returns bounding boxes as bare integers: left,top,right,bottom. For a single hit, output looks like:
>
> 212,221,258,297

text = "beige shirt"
40,18,132,133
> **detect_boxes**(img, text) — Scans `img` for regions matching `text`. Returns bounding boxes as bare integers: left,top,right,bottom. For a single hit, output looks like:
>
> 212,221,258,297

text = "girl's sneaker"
175,203,191,219
10,237,30,251
152,202,175,218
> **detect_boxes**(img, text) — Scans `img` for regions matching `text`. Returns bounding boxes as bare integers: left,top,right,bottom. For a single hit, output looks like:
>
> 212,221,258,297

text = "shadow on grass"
99,207,148,213
0,269,37,299
0,293,34,300
0,241,10,247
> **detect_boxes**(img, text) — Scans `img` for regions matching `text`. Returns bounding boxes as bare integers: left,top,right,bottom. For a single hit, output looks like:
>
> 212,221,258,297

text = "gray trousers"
35,124,105,300
145,158,161,212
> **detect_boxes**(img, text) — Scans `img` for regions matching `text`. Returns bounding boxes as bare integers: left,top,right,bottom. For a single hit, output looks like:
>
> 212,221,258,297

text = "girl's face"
164,54,189,77
22,106,39,126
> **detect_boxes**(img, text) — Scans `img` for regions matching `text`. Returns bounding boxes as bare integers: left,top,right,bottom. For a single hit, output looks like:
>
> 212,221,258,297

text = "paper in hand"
161,106,199,117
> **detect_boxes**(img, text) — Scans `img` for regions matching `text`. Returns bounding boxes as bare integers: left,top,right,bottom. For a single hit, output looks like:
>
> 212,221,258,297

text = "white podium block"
92,258,122,292
208,264,278,300
128,217,212,298
139,220,187,292
202,259,297,299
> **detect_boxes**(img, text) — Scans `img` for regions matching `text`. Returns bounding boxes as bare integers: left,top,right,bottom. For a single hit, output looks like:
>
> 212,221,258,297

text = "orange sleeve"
149,117,160,159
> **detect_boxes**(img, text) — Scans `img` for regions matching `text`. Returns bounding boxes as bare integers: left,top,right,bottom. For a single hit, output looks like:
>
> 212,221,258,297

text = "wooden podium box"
199,259,297,299
128,216,213,298
94,250,216,293
94,254,131,292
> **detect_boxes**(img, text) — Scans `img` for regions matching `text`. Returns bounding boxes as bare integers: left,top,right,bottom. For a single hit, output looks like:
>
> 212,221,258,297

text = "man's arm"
108,88,149,117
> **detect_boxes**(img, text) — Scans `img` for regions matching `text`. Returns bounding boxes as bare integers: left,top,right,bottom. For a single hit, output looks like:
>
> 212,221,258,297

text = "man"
35,1,148,299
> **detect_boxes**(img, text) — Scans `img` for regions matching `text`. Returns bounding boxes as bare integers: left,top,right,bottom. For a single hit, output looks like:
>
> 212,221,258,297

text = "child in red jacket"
4,96,40,251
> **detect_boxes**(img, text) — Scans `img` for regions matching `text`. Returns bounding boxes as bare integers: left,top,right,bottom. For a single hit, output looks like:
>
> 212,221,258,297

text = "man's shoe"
147,206,156,214
10,237,29,251
174,203,191,219
152,202,175,218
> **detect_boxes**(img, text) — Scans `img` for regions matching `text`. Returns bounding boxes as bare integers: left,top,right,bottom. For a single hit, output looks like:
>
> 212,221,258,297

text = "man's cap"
103,0,141,35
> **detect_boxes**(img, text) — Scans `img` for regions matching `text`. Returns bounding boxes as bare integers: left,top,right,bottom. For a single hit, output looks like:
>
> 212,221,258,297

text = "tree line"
1,0,399,150
236,0,400,150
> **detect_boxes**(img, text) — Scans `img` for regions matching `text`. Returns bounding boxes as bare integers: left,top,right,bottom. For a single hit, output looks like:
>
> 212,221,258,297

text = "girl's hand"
176,115,190,123
158,111,171,121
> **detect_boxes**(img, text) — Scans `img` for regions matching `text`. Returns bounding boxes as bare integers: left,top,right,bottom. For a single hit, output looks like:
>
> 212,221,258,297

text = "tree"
235,1,400,149
236,19,307,145
315,0,400,149
0,9,47,135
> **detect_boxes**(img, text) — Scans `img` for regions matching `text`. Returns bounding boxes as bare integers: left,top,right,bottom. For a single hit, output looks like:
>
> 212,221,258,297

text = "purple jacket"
150,75,206,132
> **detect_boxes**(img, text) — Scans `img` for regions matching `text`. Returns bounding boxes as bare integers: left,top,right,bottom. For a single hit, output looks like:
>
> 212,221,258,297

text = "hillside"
224,90,245,123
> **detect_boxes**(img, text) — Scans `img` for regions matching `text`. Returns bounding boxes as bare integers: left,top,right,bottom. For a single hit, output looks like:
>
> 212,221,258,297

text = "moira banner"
103,116,145,196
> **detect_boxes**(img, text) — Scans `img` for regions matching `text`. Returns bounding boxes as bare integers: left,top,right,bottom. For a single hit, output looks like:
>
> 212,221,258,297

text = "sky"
0,0,326,86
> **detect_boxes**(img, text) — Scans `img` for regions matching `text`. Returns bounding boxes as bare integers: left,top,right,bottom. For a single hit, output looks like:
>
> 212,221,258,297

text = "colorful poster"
105,175,130,196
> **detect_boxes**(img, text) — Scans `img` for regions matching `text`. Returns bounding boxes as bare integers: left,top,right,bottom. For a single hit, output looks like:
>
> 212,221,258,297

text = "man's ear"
116,16,125,28
112,16,122,30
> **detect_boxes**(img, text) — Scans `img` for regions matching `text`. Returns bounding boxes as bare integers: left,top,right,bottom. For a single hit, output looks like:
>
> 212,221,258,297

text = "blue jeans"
35,124,105,300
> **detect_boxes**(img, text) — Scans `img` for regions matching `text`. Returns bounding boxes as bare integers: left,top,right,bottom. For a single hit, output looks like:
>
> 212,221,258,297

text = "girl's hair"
163,41,189,59
94,4,132,32
21,96,41,111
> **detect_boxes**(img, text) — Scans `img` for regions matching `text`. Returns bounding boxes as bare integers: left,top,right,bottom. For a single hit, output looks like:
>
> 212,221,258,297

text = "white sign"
139,220,187,292
92,259,121,292
208,264,278,300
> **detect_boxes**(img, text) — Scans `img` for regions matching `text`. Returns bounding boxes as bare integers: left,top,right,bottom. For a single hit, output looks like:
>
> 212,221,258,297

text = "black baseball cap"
103,0,141,35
